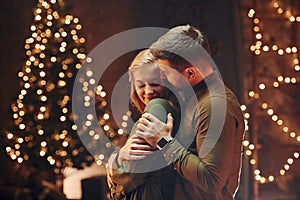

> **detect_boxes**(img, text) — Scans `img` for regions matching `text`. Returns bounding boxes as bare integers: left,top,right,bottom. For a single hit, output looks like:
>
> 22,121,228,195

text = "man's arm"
136,100,240,194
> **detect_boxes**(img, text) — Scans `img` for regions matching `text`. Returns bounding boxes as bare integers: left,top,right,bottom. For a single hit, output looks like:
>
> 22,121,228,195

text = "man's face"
157,59,190,90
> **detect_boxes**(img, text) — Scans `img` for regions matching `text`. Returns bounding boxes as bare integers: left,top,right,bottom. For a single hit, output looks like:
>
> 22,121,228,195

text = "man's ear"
185,67,196,78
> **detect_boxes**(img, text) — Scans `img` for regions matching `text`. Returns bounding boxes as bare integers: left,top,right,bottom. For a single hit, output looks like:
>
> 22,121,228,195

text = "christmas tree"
3,0,118,180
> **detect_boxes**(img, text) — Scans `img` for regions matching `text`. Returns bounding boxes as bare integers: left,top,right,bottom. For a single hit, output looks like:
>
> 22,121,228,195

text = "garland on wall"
242,0,300,184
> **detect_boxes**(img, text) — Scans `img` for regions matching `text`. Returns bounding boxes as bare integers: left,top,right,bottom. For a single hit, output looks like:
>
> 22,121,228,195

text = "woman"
107,49,180,200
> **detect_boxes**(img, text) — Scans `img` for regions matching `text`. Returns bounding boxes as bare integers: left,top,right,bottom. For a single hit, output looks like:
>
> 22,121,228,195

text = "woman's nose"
145,84,154,94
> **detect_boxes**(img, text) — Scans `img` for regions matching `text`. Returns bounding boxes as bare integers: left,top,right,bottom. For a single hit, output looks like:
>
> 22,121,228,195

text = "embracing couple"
106,25,245,200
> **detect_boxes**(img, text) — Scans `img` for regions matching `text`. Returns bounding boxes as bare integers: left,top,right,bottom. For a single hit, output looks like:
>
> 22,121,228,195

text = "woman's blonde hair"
128,49,160,113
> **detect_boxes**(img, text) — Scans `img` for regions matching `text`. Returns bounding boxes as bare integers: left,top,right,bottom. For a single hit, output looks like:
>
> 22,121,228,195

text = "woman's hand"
106,167,114,189
118,135,155,166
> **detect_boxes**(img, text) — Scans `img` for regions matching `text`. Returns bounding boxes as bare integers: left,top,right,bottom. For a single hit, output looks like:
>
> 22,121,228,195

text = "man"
136,25,245,200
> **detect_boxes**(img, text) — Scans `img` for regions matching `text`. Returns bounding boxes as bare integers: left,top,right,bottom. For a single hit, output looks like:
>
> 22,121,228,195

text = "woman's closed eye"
149,83,161,87
135,82,145,89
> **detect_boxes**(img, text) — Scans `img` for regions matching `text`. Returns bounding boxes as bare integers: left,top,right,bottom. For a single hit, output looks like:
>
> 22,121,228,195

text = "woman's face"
132,63,167,105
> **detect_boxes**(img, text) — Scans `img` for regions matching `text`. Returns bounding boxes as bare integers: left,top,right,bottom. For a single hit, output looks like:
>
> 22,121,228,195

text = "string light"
245,1,300,183
242,105,300,183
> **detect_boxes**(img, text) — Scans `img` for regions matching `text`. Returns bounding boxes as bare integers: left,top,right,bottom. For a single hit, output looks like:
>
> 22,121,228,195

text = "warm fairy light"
21,90,27,95
261,103,268,109
17,157,23,163
118,129,124,135
60,116,66,122
100,91,106,97
258,83,265,90
254,169,260,175
282,127,288,132
277,49,284,55
86,114,93,120
284,164,290,170
89,78,95,85
271,115,278,121
272,45,278,51
58,80,66,87
254,49,261,55
62,141,68,147
290,132,296,138
277,8,283,14
40,95,47,101
97,85,103,91
248,9,255,18
240,105,246,111
41,141,47,147
285,47,292,53
98,154,105,160
249,144,255,150
267,109,273,115
260,177,266,184
93,134,100,140
103,113,110,120
273,82,279,87
40,151,46,156
104,125,110,131
284,77,290,83
292,47,297,53
121,122,127,128
255,33,262,39
243,140,250,146
246,150,252,156
244,113,250,119
37,113,44,120
255,175,261,181
280,169,285,175
268,176,275,182
85,121,91,127
287,158,294,164
277,120,283,125
7,132,14,140
293,59,299,64
38,129,44,135
262,45,269,51
19,124,25,130
18,138,24,143
248,91,255,97
89,130,95,136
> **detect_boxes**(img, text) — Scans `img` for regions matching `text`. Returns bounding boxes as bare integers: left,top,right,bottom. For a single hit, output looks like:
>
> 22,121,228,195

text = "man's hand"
136,113,174,148
118,135,154,166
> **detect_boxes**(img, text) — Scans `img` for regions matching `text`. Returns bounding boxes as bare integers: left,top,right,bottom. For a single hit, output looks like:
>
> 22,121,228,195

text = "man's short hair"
150,24,211,72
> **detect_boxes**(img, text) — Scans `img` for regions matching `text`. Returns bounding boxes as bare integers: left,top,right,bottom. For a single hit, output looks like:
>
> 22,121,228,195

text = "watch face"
158,138,168,148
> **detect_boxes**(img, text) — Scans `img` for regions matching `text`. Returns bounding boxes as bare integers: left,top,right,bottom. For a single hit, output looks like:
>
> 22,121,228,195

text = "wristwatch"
157,136,173,149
